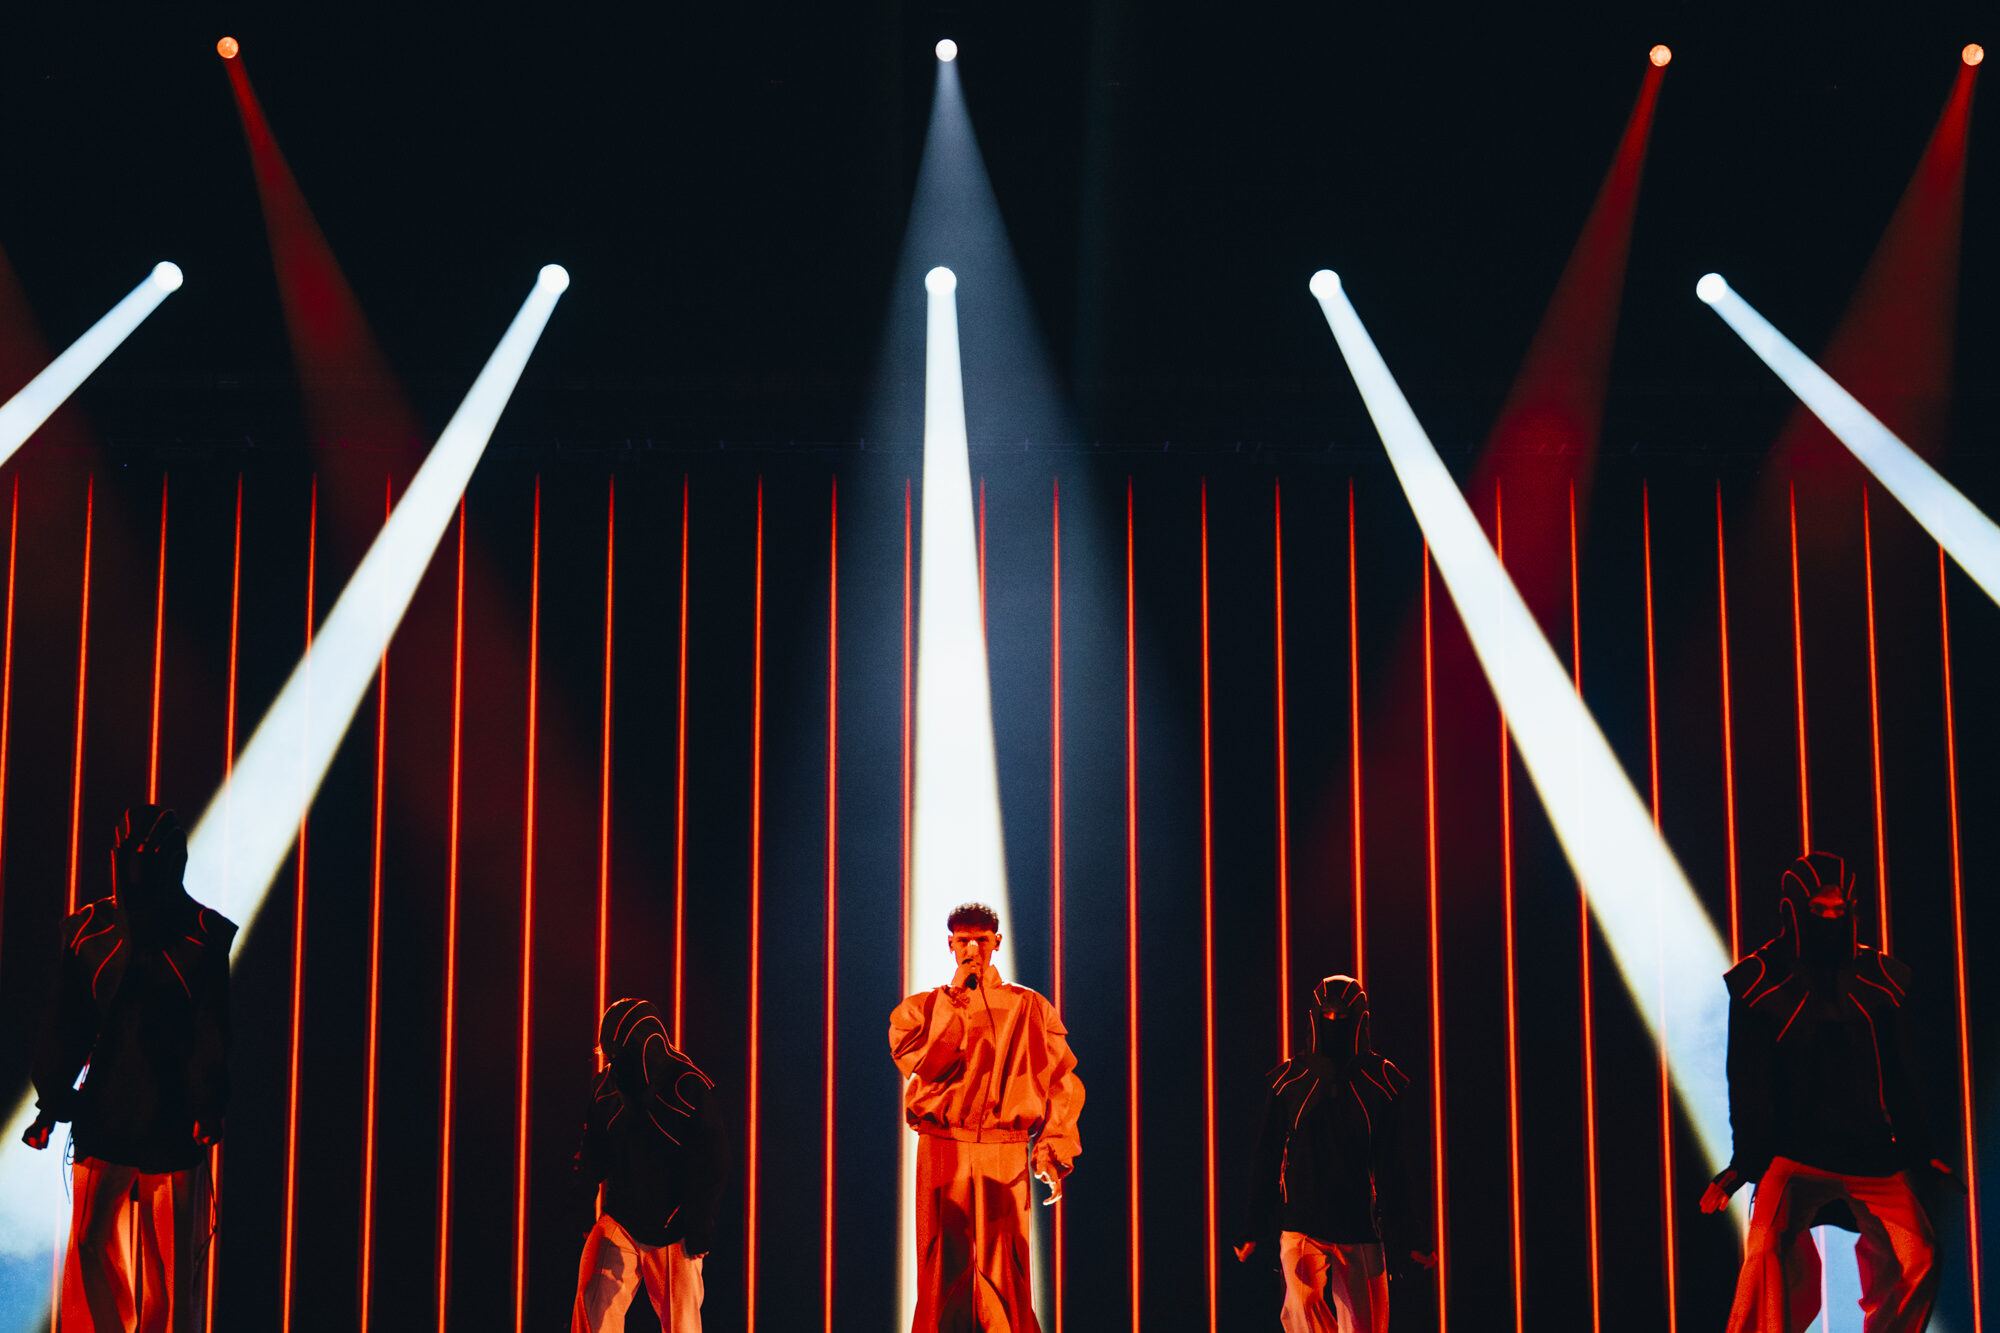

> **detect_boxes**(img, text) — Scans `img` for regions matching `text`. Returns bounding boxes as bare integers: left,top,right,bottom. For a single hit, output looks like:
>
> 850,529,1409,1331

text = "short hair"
946,901,1000,933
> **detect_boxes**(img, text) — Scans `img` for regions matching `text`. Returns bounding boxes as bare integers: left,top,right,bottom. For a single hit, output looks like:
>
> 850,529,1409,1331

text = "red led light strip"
1642,487,1678,1333
598,477,615,1060
436,500,467,1333
360,478,390,1333
822,479,838,1333
1715,485,1741,960
1569,486,1602,1333
1273,481,1292,1058
148,477,168,802
1347,481,1365,988
673,477,688,1047
1198,482,1219,1333
1861,491,1889,953
1787,483,1811,851
1125,479,1142,1333
513,479,543,1333
1049,477,1066,1333
281,479,318,1333
1937,548,1985,1333
1497,491,1524,1333
65,476,94,915
0,479,13,942
900,480,912,984
1421,544,1448,1330
746,478,765,1333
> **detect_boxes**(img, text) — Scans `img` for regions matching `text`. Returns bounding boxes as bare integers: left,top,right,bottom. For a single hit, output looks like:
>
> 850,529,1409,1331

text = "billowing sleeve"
1237,1074,1283,1244
889,989,967,1084
681,1076,728,1257
187,916,235,1133
1033,999,1084,1170
1878,955,1937,1174
1724,989,1775,1183
31,914,95,1124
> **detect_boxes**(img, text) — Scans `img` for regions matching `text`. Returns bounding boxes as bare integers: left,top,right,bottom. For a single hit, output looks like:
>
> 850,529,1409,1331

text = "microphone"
966,969,979,990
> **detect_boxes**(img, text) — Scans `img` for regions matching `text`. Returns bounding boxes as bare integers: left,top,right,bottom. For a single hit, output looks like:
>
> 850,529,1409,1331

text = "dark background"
0,2,1993,1330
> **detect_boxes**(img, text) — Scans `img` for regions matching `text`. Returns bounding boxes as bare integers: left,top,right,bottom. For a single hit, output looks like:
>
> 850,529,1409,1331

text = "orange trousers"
61,1156,208,1333
911,1134,1039,1333
1726,1156,1938,1333
1276,1232,1387,1333
570,1213,704,1333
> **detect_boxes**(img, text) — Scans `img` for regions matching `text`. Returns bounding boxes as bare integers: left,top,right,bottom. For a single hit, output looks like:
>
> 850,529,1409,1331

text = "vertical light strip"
148,476,168,802
900,478,912,993
65,477,94,914
1716,485,1741,960
1125,478,1142,1333
0,479,17,943
1422,544,1448,1329
359,478,390,1333
598,478,615,1060
1861,491,1889,953
1049,476,1066,1333
1198,481,1219,1333
1347,481,1365,988
1273,481,1293,1057
822,478,838,1333
1788,484,1811,852
436,500,467,1333
1938,548,1985,1333
1571,485,1602,1333
746,478,765,1333
1497,492,1524,1333
513,478,542,1333
1642,487,1678,1333
211,475,244,1333
673,477,688,1048
280,479,318,1333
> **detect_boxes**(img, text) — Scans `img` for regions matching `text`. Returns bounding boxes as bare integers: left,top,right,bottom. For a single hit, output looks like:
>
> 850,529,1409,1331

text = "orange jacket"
888,972,1084,1170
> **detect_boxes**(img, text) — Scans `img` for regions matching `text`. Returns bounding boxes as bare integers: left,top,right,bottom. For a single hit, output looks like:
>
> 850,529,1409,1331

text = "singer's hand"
22,1117,52,1151
1032,1143,1066,1205
951,959,983,992
1233,1241,1257,1263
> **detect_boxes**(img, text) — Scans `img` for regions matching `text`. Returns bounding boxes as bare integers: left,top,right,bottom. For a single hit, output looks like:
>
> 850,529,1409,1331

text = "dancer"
889,901,1083,1333
571,997,724,1333
1701,852,1957,1333
1235,974,1430,1333
25,805,233,1333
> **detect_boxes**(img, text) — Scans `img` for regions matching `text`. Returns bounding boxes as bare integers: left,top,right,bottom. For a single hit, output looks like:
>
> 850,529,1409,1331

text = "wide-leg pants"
912,1134,1039,1333
62,1156,208,1333
570,1212,704,1333
1726,1156,1938,1333
1276,1231,1388,1333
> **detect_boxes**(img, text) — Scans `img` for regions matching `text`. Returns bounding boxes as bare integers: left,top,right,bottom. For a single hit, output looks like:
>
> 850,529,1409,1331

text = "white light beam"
1309,268,1735,1172
1698,272,2000,608
0,263,183,467
0,267,567,1314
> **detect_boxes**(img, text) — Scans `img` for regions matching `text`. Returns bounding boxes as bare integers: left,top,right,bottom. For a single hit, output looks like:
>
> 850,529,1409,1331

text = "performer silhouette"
1236,974,1431,1333
26,805,233,1333
1702,852,1959,1333
889,902,1083,1333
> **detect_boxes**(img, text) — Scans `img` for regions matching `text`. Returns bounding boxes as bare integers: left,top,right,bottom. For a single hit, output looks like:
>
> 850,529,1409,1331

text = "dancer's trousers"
912,1132,1039,1333
570,1212,704,1333
62,1156,208,1333
1725,1155,1938,1333
1276,1232,1387,1333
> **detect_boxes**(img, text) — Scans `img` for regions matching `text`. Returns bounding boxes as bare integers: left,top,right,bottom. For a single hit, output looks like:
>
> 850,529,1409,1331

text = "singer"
888,902,1084,1333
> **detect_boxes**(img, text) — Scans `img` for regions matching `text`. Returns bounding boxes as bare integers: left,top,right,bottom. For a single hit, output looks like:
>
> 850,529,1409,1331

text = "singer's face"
948,929,1000,970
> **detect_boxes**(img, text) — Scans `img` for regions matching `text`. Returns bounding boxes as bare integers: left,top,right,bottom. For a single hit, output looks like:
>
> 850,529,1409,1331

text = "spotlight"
1650,44,1672,67
152,261,184,292
1695,272,1728,304
1308,269,1341,300
1966,43,1985,66
217,35,239,59
925,265,957,294
538,263,570,292
936,38,958,62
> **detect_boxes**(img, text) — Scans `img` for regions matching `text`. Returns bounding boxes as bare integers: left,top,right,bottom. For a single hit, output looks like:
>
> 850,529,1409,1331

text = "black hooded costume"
1238,976,1419,1252
30,805,234,1173
1716,852,1935,1194
573,998,726,1255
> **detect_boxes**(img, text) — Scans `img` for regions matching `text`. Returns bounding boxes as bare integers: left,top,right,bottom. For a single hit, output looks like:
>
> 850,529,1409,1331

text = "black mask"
110,805,189,944
1776,851,1859,967
1309,974,1371,1061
